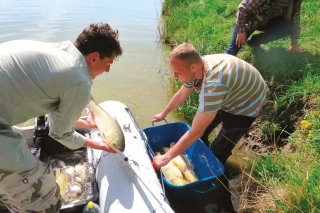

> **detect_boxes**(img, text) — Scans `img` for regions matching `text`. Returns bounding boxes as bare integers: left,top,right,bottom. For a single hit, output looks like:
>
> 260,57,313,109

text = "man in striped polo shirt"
152,43,269,168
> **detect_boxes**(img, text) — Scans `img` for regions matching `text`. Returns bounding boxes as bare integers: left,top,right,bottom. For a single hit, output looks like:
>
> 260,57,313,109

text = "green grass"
160,0,320,212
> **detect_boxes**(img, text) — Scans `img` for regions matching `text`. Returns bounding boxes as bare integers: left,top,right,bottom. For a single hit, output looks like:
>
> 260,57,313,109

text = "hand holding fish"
102,141,117,153
83,137,117,153
73,109,97,129
86,108,97,128
87,97,125,152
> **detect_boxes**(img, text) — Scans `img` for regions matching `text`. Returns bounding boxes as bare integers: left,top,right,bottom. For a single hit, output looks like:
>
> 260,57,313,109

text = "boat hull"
92,101,174,213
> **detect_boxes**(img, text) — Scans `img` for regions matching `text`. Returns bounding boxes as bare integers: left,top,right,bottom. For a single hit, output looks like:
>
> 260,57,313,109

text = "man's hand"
152,154,171,170
84,137,116,153
86,108,97,128
151,112,166,122
236,32,247,47
289,44,303,52
102,142,117,153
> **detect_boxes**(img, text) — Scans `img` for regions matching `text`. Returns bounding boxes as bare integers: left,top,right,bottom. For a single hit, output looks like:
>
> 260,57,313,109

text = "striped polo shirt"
197,54,269,117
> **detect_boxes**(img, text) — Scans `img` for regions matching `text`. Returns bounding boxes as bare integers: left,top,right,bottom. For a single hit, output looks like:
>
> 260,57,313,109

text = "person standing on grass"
0,23,121,213
152,43,269,168
225,0,304,56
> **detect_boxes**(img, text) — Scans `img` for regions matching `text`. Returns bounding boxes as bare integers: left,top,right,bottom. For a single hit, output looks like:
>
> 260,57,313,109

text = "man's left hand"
87,109,97,128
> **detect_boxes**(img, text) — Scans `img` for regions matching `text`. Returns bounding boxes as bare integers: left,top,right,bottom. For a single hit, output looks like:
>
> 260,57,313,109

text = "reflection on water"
1,0,182,128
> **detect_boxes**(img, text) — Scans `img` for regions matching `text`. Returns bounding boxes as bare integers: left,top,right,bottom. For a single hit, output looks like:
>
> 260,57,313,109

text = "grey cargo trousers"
0,125,61,213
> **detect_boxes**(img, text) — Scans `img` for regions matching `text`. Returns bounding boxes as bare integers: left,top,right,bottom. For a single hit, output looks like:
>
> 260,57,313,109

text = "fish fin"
184,170,198,182
162,146,170,153
169,142,176,148
171,178,189,186
155,152,161,156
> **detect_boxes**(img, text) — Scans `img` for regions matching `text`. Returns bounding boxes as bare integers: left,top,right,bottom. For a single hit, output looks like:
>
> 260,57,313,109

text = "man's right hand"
236,32,247,47
102,142,117,153
84,137,117,153
151,112,166,122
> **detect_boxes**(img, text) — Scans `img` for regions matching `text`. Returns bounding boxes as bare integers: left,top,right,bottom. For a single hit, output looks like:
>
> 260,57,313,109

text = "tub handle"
151,118,168,126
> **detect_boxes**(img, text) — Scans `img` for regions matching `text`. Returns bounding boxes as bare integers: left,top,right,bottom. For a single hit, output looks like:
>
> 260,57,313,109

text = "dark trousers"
201,110,256,164
201,111,256,213
225,16,294,56
201,110,255,145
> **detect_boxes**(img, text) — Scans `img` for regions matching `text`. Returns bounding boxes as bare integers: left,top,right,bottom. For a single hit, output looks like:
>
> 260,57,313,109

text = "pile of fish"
157,142,198,186
50,149,94,205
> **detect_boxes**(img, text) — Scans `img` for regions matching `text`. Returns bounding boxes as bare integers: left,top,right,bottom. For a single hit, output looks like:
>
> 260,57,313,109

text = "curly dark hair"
74,23,122,59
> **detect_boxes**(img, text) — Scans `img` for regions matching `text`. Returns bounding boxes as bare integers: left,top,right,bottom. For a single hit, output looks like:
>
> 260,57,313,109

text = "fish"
70,183,82,196
88,96,125,152
75,164,87,180
54,169,69,198
50,158,66,170
156,152,189,186
163,142,198,183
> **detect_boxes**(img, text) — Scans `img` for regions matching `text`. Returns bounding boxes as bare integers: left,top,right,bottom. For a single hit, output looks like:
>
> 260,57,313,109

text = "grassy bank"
160,0,320,212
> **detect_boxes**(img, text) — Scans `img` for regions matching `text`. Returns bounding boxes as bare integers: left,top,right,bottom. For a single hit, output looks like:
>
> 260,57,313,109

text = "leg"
216,175,237,213
0,126,61,213
210,111,256,164
200,110,222,147
0,161,61,213
247,16,294,47
210,112,255,213
210,128,249,164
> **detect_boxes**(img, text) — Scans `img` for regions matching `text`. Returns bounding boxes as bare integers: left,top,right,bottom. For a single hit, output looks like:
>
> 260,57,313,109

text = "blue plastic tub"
142,122,225,200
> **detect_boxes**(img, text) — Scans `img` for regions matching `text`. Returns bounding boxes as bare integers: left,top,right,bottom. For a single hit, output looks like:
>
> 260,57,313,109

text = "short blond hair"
169,43,202,67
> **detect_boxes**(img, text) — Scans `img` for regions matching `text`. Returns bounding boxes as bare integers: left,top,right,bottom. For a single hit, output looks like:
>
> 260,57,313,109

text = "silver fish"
88,97,125,152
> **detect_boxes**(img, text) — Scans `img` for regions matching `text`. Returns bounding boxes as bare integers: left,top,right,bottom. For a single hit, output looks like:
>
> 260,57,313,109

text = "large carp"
163,143,198,183
155,152,189,186
87,97,125,152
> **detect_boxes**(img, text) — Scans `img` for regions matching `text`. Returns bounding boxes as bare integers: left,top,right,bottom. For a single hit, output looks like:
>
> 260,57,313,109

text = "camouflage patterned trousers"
0,161,62,213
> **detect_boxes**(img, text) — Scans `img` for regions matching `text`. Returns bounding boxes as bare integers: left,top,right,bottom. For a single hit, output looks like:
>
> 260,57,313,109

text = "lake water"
0,0,181,128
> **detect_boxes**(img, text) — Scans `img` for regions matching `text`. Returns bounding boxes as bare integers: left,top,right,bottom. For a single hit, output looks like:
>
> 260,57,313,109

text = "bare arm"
74,109,97,129
152,86,194,122
83,137,116,153
74,110,115,153
153,111,217,168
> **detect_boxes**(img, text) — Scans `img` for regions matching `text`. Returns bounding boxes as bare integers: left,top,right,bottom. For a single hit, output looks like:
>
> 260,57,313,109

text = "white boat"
12,100,175,213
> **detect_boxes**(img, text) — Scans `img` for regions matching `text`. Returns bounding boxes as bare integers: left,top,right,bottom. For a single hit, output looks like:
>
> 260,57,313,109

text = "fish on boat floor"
49,149,94,205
